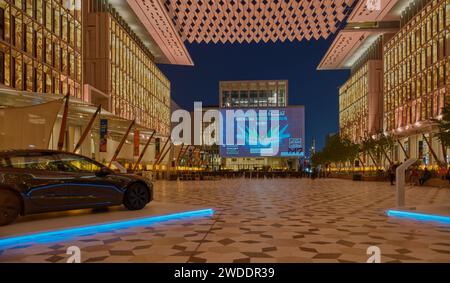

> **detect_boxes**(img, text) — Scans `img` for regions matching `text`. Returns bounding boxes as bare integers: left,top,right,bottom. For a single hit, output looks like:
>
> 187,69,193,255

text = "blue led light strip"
0,208,214,249
387,209,450,225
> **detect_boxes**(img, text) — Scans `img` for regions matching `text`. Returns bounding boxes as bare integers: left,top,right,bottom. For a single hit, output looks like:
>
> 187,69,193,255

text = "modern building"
337,40,384,144
83,0,173,137
319,0,450,167
0,0,186,169
220,80,288,108
219,80,303,171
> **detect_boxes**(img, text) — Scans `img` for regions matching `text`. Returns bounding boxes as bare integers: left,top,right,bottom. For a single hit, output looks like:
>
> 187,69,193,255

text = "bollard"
395,158,417,207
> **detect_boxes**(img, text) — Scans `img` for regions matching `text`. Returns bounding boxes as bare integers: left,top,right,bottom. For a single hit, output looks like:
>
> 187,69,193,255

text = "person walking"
409,166,419,186
389,163,396,185
419,168,432,186
445,167,450,184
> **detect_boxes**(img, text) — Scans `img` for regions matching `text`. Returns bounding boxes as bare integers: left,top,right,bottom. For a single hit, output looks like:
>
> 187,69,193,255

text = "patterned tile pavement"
1,178,450,263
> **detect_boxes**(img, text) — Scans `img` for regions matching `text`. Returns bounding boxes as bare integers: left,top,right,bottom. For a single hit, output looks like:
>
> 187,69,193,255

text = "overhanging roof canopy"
317,21,399,70
317,0,411,70
0,89,162,142
124,0,358,66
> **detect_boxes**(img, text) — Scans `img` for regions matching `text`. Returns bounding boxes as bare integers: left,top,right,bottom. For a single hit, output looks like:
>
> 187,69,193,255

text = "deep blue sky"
158,38,349,152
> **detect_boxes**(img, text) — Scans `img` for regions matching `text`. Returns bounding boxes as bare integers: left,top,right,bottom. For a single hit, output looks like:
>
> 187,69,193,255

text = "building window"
32,30,37,57
0,51,4,84
0,7,5,40
10,15,15,47
32,67,37,92
22,23,27,52
10,56,15,88
22,62,26,91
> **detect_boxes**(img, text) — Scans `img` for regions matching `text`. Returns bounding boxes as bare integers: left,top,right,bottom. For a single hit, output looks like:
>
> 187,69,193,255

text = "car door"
6,152,79,213
55,153,124,207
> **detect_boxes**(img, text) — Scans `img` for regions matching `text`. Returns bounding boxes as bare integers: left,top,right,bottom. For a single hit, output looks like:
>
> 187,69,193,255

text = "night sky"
158,37,349,153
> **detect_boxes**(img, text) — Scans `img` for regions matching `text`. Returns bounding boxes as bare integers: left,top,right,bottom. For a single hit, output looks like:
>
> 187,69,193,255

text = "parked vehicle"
0,150,153,226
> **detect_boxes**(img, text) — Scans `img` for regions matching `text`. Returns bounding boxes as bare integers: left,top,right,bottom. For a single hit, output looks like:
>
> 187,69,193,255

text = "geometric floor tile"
1,178,449,263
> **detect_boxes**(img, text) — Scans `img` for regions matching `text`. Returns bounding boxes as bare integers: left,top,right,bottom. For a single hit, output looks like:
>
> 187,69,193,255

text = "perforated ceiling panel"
163,0,356,44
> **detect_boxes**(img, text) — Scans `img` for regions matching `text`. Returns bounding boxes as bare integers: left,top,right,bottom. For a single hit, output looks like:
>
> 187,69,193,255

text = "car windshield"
0,153,103,173
0,153,70,171
57,154,103,173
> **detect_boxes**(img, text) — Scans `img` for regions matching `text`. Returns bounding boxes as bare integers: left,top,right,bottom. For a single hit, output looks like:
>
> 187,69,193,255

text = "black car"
0,150,153,226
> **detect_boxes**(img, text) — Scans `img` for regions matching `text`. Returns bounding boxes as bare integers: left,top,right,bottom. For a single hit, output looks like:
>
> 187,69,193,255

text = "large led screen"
219,107,305,158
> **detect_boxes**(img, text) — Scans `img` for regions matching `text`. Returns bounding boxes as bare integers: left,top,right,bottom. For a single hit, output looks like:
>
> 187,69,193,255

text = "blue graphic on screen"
220,107,305,157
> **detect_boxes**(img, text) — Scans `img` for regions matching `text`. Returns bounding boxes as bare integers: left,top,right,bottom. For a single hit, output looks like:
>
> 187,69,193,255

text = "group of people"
388,162,450,186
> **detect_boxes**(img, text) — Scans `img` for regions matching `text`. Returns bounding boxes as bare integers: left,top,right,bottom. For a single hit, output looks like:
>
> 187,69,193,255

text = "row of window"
1,1,82,51
110,19,169,99
0,1,81,97
109,18,171,136
384,91,446,130
384,1,449,65
339,63,369,142
384,62,449,110
0,45,81,97
385,35,450,91
221,89,287,108
383,0,450,131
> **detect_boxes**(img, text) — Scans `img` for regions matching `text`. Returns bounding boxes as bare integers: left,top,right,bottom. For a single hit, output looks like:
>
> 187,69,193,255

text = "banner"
100,119,108,152
134,129,140,156
155,138,161,155
0,100,63,150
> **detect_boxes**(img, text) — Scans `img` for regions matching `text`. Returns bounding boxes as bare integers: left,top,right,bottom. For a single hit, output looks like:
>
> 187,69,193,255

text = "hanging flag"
99,119,108,152
134,129,140,156
155,138,161,155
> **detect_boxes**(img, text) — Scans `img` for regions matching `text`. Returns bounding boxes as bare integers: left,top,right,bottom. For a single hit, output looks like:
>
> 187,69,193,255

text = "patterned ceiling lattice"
163,0,356,44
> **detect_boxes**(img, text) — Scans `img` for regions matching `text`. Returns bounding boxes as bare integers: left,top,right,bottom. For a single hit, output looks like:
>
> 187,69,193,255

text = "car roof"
0,149,74,158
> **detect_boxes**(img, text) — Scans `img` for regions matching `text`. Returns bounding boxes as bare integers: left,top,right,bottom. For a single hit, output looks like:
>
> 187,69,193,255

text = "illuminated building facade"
320,0,450,166
339,39,384,143
83,0,171,137
384,0,450,134
0,0,175,167
219,80,301,171
383,0,450,165
0,0,82,97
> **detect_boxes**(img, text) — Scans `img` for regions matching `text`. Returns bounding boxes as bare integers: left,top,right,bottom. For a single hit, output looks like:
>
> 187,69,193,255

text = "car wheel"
124,183,149,211
0,190,21,226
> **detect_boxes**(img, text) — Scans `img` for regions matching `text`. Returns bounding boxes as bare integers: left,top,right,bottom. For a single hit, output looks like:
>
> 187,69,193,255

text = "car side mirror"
96,167,111,177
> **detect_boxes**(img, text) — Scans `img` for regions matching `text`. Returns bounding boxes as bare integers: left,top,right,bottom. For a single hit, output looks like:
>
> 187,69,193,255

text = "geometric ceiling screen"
164,0,357,44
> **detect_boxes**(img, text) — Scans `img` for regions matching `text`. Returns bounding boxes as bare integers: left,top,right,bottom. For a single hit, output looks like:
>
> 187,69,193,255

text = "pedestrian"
389,163,396,185
409,166,419,186
439,166,447,180
446,167,450,184
419,168,432,186
311,167,317,180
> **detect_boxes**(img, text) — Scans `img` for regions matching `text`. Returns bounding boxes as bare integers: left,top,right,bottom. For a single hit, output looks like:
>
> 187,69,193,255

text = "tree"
311,151,324,167
361,137,378,167
342,137,360,165
311,134,360,169
376,135,394,164
434,102,450,148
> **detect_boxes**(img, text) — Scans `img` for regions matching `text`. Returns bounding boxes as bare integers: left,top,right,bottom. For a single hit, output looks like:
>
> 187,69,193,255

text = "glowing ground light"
387,209,450,225
0,208,215,249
